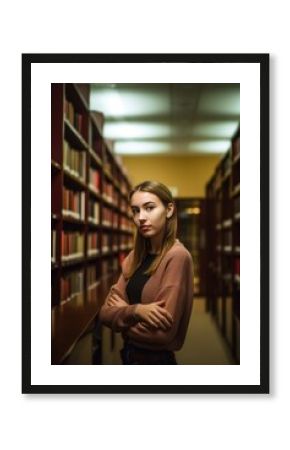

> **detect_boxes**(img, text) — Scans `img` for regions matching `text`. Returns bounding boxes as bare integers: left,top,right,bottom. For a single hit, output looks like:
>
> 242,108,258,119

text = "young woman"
99,180,194,364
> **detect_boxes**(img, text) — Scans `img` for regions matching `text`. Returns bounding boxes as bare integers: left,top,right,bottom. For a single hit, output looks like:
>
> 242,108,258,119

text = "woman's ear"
166,202,174,218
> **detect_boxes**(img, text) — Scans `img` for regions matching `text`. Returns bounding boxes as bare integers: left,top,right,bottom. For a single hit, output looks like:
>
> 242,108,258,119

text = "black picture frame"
22,53,269,394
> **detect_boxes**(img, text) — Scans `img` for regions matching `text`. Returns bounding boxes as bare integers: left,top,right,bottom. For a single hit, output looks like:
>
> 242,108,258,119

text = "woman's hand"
135,300,173,331
107,294,128,307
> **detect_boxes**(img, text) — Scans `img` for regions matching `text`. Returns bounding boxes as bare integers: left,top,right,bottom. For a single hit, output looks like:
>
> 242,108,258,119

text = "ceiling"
90,83,240,156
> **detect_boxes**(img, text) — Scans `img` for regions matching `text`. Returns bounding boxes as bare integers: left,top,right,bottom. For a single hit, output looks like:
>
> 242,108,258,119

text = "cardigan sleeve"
123,251,193,347
98,253,139,332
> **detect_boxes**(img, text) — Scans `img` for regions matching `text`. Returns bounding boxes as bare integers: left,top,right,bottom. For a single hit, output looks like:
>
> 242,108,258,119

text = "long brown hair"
125,180,178,279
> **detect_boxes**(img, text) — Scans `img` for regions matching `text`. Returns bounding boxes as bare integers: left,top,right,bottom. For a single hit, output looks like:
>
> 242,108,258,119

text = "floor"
175,297,235,365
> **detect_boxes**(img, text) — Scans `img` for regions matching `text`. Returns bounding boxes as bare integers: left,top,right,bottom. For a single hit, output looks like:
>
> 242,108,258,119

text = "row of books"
103,233,133,250
62,144,130,201
62,188,85,220
101,257,120,276
89,167,101,193
102,207,118,227
88,199,100,224
87,265,98,287
88,233,99,255
63,140,86,180
117,177,128,196
120,234,134,249
211,153,240,194
61,231,84,260
120,198,130,213
64,99,85,138
61,195,134,230
60,270,84,305
215,202,241,223
103,161,112,176
120,216,134,231
102,234,110,253
61,264,128,305
103,180,115,204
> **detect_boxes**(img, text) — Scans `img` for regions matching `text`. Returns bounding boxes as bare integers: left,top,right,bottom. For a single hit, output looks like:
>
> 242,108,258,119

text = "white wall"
2,2,287,450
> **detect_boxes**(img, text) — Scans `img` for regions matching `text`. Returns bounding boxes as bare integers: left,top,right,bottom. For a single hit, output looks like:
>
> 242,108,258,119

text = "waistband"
123,340,172,354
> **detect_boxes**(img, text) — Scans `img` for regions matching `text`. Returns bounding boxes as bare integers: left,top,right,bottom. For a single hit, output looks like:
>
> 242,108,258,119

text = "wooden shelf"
222,169,231,182
63,168,87,190
52,273,120,364
88,147,103,168
61,256,85,268
88,186,102,200
52,83,135,364
222,218,232,229
51,160,61,171
205,126,240,364
231,183,240,198
234,275,240,284
62,215,86,226
64,117,89,150
232,153,240,165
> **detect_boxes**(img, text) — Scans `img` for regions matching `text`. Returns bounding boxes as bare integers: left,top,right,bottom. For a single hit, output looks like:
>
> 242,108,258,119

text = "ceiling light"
104,122,171,140
114,141,169,155
188,140,231,154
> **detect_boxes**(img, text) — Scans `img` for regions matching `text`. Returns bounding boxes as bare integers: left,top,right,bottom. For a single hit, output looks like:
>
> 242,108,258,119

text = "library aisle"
52,83,240,365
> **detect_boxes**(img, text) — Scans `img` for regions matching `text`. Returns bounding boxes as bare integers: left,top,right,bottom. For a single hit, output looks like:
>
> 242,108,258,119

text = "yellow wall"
122,154,222,197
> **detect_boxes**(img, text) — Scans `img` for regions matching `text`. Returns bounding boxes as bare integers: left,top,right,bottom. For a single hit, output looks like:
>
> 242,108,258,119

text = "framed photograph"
22,53,269,394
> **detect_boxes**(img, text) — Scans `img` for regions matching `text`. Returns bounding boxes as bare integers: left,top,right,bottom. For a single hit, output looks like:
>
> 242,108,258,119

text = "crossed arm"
99,253,192,347
107,293,173,332
100,282,186,347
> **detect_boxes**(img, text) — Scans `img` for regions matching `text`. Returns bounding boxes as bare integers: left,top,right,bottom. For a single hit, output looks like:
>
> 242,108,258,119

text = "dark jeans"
120,342,177,365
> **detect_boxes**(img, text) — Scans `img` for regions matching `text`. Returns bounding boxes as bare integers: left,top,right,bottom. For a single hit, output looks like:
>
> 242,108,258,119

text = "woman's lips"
140,226,151,232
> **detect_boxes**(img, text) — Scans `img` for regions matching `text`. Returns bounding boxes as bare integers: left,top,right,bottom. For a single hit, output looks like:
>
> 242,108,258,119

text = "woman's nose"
139,210,147,221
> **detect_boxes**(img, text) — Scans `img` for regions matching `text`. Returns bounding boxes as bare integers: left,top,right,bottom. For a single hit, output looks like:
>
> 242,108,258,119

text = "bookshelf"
51,83,134,364
175,198,206,296
205,128,240,363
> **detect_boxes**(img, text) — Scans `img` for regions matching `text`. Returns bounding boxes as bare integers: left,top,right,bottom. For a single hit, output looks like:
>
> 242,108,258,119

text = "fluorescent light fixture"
191,121,239,138
104,122,171,140
188,140,231,154
90,90,125,116
91,88,169,118
115,141,169,155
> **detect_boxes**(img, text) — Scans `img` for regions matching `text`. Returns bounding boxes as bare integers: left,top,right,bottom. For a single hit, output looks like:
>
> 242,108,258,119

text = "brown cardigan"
99,239,194,351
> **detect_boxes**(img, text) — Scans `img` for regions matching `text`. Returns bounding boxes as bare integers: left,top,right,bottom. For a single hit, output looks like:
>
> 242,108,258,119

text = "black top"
126,253,158,305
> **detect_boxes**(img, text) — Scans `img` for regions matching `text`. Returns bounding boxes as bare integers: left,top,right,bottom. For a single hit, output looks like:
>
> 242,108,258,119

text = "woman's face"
130,191,173,238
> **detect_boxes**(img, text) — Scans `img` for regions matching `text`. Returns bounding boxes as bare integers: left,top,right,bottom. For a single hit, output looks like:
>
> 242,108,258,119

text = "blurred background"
51,83,240,365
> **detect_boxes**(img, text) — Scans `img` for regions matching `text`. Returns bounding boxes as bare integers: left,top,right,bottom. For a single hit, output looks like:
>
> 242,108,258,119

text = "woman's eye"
131,207,153,214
